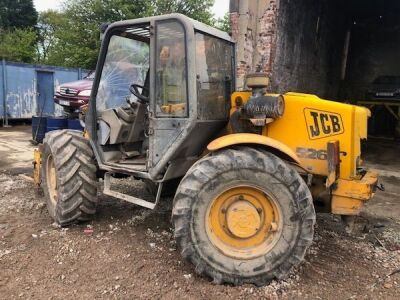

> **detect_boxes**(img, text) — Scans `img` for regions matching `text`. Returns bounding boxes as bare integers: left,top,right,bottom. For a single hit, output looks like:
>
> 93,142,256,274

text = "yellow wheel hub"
46,154,58,206
226,201,261,238
206,186,282,260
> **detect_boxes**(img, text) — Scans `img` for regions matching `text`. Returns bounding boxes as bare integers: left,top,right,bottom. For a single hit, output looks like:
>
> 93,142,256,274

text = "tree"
45,0,153,68
151,0,215,25
215,13,230,32
36,10,67,63
0,0,38,63
37,0,217,69
0,28,37,62
0,0,38,30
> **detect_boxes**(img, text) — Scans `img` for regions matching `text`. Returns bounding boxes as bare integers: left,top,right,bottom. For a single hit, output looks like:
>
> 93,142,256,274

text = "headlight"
56,86,61,93
78,90,91,97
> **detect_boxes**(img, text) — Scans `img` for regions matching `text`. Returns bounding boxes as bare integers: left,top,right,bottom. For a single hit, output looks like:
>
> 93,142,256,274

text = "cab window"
195,32,234,120
155,21,187,117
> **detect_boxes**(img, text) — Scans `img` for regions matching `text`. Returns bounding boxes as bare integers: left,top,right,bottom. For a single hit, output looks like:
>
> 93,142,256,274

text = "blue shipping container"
1,59,89,121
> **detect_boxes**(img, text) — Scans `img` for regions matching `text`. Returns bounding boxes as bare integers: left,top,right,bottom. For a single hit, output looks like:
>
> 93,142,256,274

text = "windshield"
96,34,149,112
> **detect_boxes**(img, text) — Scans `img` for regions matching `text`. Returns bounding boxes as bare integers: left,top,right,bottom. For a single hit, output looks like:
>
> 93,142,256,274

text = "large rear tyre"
172,147,315,286
41,130,98,226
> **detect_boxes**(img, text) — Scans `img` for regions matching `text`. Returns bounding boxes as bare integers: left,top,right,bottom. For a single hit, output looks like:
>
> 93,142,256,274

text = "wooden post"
341,30,351,81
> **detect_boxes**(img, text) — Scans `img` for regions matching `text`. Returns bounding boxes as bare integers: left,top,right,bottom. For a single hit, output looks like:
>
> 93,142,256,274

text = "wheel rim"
206,185,282,260
46,154,58,206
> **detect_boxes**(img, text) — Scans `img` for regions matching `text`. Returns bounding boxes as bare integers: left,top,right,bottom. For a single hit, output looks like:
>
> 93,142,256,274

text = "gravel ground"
0,173,399,299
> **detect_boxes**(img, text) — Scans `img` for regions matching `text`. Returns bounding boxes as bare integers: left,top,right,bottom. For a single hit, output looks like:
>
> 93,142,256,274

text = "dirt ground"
0,126,399,299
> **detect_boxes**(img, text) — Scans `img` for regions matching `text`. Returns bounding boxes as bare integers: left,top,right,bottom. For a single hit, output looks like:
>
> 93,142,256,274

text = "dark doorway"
273,0,400,137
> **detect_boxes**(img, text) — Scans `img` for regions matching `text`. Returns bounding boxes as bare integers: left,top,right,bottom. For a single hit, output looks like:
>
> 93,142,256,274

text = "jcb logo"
304,109,344,139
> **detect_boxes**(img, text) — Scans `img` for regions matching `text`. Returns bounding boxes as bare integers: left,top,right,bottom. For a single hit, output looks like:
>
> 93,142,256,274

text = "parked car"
366,75,400,101
54,71,95,115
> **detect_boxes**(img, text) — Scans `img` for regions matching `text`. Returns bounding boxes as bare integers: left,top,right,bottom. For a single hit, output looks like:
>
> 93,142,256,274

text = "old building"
230,0,400,136
230,0,400,98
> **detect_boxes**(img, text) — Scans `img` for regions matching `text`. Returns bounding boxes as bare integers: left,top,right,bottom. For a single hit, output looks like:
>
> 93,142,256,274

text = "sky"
33,0,229,18
33,0,62,12
211,0,229,18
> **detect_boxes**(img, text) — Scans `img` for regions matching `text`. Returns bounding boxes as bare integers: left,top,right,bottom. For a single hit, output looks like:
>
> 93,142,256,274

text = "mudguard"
207,133,301,165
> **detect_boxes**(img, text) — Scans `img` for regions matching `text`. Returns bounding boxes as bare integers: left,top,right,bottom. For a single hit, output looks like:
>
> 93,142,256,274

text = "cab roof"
107,13,233,43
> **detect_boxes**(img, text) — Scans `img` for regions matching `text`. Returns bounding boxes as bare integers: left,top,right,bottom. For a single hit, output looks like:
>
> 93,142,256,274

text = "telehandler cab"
33,14,378,286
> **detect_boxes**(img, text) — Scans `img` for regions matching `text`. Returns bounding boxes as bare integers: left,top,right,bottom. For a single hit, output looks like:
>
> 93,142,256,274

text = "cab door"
148,19,190,174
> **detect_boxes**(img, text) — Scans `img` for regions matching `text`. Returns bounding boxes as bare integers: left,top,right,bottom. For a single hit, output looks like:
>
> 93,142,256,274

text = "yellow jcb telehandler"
33,14,378,286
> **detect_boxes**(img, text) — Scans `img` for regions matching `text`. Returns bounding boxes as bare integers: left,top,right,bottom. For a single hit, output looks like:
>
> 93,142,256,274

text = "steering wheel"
129,83,149,103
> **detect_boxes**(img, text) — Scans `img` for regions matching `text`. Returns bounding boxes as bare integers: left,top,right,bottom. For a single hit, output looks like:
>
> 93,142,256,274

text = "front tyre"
41,130,98,226
172,147,315,286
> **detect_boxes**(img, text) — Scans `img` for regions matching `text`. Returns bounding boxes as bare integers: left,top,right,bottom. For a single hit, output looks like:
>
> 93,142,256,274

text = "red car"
54,71,94,115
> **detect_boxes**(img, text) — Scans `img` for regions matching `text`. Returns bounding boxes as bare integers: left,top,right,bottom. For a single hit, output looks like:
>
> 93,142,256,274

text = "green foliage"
36,10,66,63
42,0,153,68
0,0,38,30
0,28,37,62
0,0,38,63
0,0,227,67
151,0,215,25
34,0,220,69
215,13,230,32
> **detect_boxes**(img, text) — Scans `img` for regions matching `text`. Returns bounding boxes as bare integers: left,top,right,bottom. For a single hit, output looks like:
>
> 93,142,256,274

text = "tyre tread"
172,146,316,286
41,130,98,226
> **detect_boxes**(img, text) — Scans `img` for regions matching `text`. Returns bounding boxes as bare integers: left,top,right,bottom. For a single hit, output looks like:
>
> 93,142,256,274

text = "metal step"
103,172,162,209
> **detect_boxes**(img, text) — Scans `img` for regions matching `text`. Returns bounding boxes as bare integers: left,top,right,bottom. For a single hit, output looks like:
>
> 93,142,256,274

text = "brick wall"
230,0,279,90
